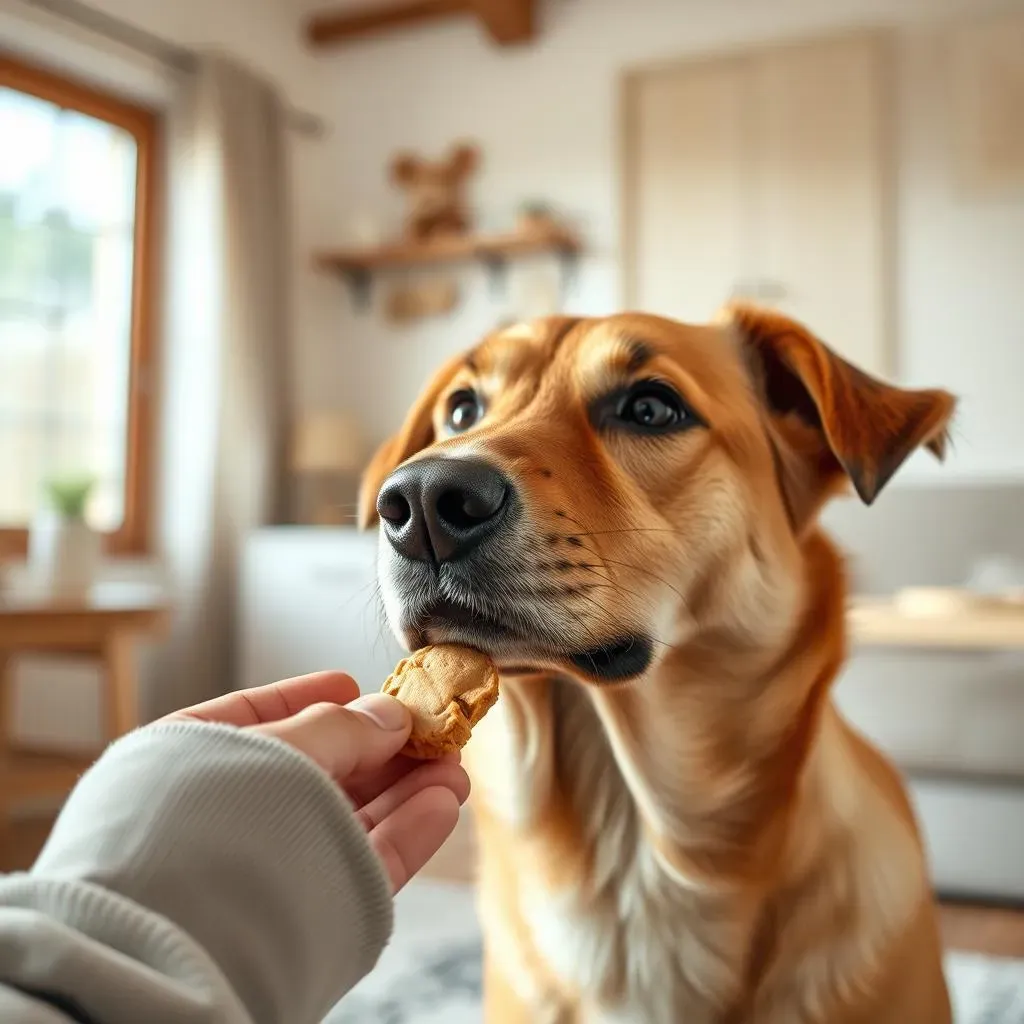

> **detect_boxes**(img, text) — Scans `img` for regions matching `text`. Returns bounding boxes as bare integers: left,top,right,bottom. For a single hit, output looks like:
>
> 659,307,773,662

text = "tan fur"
362,309,955,1023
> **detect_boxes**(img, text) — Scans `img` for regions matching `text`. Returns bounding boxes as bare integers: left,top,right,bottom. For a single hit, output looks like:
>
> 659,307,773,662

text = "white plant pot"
28,511,101,599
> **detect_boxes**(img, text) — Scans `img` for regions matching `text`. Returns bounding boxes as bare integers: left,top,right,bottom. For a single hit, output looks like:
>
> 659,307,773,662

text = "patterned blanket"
328,882,1024,1024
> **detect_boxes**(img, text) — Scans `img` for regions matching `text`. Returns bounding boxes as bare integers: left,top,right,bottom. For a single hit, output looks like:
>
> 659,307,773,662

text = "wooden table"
848,595,1024,650
0,583,169,838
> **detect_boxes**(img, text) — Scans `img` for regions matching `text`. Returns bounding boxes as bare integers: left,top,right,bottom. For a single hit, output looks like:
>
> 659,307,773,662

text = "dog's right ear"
721,303,956,526
358,352,467,528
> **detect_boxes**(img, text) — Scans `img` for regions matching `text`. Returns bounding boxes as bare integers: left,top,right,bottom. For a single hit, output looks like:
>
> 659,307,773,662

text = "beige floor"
5,812,1024,959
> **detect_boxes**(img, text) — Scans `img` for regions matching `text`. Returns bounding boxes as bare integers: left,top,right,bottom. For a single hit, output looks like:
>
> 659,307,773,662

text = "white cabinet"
624,31,893,375
238,528,405,692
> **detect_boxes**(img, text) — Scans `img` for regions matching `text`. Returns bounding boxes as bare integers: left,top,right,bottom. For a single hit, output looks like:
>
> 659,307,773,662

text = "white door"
625,55,749,323
624,32,892,376
750,33,891,374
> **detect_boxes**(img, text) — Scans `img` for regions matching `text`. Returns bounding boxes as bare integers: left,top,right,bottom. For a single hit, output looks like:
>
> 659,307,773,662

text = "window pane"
0,85,138,532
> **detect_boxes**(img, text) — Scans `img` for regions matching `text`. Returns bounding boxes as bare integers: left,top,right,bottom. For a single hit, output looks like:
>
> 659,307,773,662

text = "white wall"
305,0,1024,482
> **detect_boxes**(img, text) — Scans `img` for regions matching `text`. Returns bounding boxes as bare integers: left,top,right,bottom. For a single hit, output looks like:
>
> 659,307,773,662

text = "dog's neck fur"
471,528,925,1021
585,527,847,890
482,528,845,881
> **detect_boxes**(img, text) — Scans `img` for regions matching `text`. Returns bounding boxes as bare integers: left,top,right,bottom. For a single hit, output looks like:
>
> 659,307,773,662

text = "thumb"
253,693,412,780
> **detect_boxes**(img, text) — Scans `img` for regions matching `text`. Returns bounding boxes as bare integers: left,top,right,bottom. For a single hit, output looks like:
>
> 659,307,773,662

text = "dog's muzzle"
375,456,655,684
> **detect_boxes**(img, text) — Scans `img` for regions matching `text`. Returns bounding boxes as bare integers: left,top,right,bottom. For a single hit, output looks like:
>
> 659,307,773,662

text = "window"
0,55,158,556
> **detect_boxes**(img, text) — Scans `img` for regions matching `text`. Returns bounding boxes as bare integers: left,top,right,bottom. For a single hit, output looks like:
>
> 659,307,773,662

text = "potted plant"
28,474,101,598
516,200,559,236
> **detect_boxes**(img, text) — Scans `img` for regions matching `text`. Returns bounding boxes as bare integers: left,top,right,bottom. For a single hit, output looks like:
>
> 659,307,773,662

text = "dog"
359,305,955,1024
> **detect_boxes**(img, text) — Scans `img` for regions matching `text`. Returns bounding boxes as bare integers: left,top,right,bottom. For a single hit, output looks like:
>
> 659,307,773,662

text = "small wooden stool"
0,585,169,852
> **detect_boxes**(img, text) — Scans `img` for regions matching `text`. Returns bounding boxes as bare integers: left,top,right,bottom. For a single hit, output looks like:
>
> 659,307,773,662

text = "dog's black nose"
377,457,512,563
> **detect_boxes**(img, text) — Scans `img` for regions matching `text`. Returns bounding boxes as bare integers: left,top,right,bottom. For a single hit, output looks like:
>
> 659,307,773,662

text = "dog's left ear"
722,303,956,514
357,351,467,528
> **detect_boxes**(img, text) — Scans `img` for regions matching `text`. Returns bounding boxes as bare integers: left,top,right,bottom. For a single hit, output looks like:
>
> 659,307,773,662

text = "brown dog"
360,306,955,1024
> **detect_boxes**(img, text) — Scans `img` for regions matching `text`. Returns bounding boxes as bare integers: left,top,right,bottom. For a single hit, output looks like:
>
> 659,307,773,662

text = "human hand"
164,672,470,892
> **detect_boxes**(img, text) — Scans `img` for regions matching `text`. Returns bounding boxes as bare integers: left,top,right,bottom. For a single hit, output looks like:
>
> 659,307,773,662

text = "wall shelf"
314,226,582,309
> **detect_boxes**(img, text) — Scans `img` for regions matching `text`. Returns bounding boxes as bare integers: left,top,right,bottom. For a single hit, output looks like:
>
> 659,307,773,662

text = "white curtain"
149,54,291,714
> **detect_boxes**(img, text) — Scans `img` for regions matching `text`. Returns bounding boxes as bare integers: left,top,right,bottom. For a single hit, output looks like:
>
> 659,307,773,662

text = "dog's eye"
617,382,687,432
446,389,482,433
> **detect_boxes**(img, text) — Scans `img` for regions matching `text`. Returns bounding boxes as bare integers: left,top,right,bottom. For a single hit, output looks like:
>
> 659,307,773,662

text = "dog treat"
382,644,499,759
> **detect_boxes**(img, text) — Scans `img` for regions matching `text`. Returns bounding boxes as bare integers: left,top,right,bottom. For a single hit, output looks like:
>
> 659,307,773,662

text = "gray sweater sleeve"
0,722,395,1024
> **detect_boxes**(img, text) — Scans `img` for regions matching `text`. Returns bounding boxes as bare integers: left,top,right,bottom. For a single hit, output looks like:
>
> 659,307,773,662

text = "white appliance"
239,527,404,692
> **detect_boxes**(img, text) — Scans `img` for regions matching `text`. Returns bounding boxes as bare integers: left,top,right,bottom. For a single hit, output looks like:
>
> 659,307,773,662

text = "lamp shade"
291,411,364,474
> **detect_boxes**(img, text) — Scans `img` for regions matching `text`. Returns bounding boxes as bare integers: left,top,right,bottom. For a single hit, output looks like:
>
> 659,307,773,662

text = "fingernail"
349,693,409,731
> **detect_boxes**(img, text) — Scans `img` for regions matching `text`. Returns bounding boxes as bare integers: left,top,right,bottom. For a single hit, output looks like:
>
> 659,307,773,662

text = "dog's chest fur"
470,680,750,1024
469,677,926,1024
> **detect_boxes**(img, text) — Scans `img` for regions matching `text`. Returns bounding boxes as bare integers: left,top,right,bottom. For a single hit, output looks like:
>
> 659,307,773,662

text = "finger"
345,749,462,808
369,787,462,893
165,672,361,727
252,694,411,779
353,761,470,832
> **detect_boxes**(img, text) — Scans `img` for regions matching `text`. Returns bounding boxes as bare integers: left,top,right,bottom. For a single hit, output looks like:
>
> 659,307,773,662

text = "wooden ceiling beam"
306,0,536,48
307,0,467,46
467,0,535,44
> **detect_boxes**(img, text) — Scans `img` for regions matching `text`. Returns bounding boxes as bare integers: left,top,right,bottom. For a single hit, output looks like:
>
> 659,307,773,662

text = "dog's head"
361,307,954,683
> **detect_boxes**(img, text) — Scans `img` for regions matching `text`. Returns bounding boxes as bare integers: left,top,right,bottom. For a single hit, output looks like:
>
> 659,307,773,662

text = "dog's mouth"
568,636,654,682
412,597,653,684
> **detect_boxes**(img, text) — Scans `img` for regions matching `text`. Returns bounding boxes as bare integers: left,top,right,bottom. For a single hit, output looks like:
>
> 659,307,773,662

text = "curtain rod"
20,0,326,137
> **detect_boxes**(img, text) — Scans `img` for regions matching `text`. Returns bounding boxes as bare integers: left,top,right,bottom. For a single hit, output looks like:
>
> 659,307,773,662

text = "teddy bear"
389,142,479,242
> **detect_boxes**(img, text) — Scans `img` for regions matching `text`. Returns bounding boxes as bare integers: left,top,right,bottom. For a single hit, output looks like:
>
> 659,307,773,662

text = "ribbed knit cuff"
24,721,394,1022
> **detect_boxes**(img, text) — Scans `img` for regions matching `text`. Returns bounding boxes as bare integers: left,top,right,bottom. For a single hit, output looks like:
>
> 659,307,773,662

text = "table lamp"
290,411,364,526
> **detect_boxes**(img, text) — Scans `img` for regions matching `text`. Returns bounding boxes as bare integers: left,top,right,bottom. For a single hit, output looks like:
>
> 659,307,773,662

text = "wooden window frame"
0,53,159,558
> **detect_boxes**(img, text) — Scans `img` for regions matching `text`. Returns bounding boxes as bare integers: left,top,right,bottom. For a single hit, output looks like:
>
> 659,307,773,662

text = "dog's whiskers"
572,561,661,614
590,556,689,607
563,527,685,539
560,584,681,659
